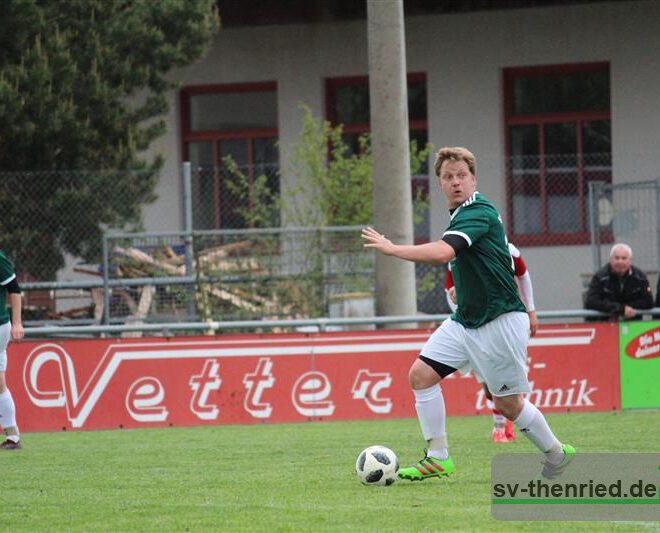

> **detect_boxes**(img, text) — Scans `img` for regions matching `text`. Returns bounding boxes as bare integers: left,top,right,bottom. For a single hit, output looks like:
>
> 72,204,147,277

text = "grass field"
2,410,659,531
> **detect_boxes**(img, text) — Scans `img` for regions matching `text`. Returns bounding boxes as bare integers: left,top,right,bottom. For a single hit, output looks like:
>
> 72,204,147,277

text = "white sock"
492,409,506,429
514,399,561,458
0,389,19,438
414,385,448,460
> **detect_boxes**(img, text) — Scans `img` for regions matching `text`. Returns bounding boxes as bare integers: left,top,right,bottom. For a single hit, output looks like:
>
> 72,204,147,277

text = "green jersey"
0,250,17,325
444,192,525,328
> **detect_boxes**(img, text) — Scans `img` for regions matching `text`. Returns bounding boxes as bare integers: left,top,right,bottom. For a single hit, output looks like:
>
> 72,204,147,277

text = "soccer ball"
355,445,399,486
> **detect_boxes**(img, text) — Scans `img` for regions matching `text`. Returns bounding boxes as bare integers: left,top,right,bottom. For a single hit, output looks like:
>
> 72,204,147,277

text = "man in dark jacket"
585,243,654,320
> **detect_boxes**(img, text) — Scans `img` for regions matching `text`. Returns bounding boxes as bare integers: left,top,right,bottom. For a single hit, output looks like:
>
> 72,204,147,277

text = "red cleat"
492,428,510,443
504,420,516,441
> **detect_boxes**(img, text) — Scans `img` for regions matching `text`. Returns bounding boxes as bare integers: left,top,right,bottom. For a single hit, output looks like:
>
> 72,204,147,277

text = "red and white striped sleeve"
508,243,535,311
444,264,457,312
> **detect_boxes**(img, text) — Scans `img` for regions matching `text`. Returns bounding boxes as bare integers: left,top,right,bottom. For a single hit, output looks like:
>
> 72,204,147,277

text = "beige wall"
141,0,660,311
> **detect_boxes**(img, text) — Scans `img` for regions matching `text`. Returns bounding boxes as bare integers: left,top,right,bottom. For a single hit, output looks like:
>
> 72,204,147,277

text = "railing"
21,308,660,338
20,225,449,326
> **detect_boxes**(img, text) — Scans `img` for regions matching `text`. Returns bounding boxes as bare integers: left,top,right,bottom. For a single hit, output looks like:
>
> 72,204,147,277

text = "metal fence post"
102,233,110,325
182,162,196,319
588,181,602,274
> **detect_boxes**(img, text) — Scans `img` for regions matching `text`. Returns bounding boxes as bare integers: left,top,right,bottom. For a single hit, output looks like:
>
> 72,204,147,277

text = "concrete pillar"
367,0,417,320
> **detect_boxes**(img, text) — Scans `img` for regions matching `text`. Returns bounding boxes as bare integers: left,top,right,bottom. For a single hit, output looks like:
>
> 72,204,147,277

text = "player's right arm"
0,253,24,341
9,292,24,341
361,202,481,264
361,227,456,264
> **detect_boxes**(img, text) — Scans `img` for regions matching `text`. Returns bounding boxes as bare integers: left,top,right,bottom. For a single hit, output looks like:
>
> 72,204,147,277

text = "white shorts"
420,311,531,396
0,322,10,372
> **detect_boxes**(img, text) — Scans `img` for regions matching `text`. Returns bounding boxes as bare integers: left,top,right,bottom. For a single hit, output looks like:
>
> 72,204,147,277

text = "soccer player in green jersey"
361,147,574,480
0,250,24,449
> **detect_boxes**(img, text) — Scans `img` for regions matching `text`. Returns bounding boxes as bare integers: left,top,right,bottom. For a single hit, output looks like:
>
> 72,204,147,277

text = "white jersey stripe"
0,273,15,286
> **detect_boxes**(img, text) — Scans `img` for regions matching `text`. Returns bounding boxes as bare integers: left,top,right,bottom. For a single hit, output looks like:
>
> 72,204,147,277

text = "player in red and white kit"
445,242,537,443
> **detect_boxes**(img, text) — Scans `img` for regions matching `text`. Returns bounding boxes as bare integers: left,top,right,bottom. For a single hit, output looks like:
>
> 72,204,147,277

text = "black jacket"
585,264,654,318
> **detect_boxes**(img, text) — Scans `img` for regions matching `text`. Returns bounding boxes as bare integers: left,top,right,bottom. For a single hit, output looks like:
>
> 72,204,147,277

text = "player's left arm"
361,227,456,264
443,266,458,311
509,244,538,336
515,271,537,336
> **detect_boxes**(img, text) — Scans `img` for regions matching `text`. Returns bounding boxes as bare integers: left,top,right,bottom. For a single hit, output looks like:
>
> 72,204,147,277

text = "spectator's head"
609,243,633,277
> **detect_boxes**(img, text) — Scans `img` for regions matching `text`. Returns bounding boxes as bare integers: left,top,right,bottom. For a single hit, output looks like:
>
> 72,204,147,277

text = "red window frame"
325,73,428,137
325,73,429,243
179,82,278,229
503,62,611,246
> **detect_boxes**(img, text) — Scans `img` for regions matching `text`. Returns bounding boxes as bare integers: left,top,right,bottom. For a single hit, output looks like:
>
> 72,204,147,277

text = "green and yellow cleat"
541,443,576,480
398,450,455,481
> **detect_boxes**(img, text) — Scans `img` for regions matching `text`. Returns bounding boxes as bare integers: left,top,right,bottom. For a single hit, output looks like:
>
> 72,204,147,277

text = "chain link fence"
93,227,447,325
16,227,446,327
190,163,280,230
189,162,431,242
7,165,442,326
10,159,659,329
0,168,158,322
0,169,157,279
509,152,611,241
588,179,660,289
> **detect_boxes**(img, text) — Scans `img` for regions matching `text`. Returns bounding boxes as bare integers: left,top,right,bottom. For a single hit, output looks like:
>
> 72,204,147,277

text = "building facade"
141,0,660,311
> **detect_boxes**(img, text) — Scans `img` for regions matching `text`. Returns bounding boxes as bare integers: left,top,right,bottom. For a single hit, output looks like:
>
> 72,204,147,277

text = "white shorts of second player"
0,321,10,372
420,311,531,396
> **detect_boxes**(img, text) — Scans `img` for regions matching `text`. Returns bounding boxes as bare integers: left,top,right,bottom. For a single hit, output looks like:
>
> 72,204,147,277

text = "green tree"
286,105,431,227
284,106,433,316
223,105,432,229
222,155,280,228
0,0,219,278
285,105,372,227
221,105,432,318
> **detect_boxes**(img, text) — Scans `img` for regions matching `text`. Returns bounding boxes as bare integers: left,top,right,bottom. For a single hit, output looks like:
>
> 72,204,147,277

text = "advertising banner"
8,323,620,432
620,320,660,409
448,323,620,415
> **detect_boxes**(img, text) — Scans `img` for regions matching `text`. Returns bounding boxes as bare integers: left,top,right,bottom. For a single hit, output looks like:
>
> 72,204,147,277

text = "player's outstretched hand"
361,227,396,256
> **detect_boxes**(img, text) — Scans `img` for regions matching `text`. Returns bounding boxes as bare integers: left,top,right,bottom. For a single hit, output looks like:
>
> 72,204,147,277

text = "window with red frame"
325,74,430,243
504,63,611,246
180,82,279,229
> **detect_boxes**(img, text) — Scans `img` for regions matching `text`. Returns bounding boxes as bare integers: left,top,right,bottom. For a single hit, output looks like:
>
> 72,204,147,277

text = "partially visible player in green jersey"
362,147,573,481
445,193,525,328
0,250,24,449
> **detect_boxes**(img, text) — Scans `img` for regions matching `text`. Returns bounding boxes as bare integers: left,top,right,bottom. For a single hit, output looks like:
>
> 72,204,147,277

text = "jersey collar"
449,191,479,221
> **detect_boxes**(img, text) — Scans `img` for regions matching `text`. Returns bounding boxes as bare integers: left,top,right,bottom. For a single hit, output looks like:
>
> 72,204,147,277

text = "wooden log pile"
192,241,290,321
68,240,295,334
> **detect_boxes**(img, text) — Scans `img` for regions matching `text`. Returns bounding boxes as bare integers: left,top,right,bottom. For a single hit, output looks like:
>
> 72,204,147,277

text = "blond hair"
434,147,477,177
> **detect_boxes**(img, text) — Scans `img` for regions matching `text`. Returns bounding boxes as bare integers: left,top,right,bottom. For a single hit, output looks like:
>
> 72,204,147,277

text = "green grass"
2,411,659,531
